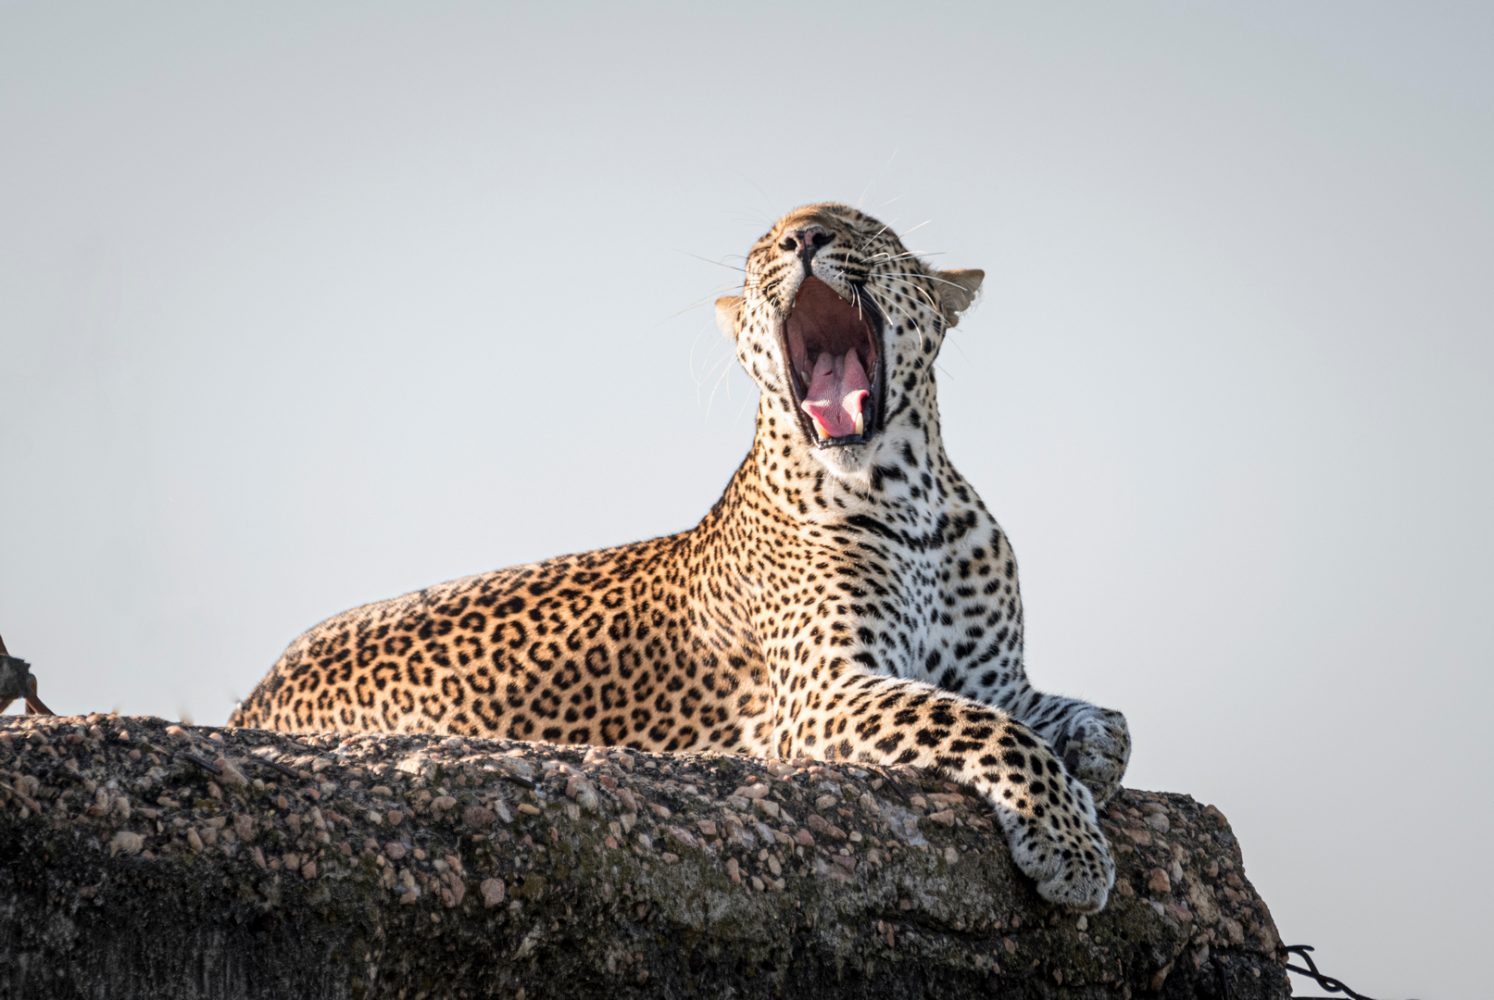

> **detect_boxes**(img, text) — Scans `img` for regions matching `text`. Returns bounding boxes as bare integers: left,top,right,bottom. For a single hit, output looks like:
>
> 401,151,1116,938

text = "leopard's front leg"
790,669,1115,912
946,522,1131,807
1004,688,1131,808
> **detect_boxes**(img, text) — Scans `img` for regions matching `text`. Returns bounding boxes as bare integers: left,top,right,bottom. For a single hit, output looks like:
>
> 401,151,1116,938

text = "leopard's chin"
780,276,885,449
808,440,877,477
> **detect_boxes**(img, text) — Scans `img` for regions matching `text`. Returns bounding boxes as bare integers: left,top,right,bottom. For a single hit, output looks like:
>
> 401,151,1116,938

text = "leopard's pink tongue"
800,350,870,439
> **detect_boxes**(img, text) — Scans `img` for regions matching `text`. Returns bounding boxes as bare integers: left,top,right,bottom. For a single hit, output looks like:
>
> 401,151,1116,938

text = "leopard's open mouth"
782,276,884,448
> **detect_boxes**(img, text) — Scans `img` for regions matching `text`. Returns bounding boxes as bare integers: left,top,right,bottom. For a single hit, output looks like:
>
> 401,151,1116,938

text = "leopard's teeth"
815,423,830,441
854,411,865,436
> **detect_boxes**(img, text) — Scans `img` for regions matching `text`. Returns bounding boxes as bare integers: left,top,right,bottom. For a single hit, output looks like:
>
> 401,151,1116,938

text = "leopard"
230,203,1131,911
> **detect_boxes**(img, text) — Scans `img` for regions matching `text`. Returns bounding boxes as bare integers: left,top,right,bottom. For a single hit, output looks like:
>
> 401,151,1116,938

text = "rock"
0,714,1289,999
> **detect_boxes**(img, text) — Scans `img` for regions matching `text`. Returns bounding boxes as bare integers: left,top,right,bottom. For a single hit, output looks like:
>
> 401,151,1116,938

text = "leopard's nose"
779,225,832,265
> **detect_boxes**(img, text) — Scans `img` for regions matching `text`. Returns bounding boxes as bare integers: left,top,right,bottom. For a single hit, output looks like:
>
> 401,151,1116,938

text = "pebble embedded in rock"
109,830,144,856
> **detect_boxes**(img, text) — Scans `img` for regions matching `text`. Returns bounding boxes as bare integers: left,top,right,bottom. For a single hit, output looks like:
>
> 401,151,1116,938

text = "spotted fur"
232,203,1129,910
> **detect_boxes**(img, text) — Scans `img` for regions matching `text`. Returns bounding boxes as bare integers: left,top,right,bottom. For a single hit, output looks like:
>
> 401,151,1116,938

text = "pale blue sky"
2,4,1490,996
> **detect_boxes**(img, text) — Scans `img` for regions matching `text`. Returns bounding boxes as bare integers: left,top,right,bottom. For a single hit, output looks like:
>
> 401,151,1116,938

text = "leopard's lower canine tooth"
815,423,830,441
854,412,865,436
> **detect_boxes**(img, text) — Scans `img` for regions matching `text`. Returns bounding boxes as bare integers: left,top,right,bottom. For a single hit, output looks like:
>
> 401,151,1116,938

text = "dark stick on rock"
0,715,1289,999
0,634,55,717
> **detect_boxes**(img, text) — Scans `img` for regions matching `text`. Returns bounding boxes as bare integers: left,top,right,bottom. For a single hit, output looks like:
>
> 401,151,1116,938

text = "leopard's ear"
935,269,985,326
715,295,744,338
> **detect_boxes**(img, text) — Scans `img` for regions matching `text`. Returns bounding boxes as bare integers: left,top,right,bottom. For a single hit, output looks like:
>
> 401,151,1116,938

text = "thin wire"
1281,944,1419,1000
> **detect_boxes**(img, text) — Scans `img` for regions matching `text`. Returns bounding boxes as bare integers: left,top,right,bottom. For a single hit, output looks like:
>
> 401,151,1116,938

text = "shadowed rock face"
0,715,1287,999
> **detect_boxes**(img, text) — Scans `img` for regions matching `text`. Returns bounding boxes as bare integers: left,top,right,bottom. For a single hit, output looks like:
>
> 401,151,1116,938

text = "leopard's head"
716,203,983,476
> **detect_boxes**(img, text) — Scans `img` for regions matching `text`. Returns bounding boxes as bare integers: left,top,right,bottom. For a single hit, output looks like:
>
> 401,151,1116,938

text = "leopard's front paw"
1053,707,1130,808
997,777,1115,913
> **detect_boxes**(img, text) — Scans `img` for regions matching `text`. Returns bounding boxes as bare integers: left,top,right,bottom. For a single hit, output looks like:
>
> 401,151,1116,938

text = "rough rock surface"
0,715,1288,999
